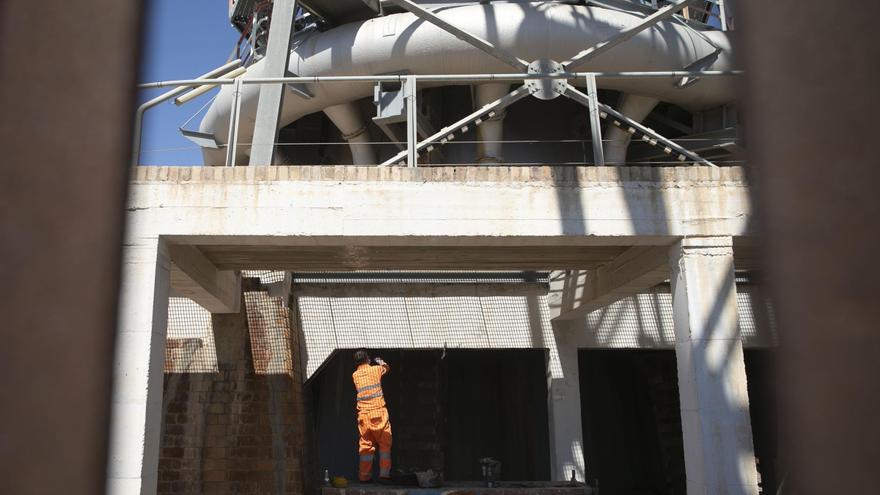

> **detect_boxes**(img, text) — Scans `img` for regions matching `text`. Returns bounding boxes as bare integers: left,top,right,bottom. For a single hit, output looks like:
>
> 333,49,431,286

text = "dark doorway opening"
744,349,780,495
579,350,686,495
579,349,780,495
310,349,551,482
443,350,551,481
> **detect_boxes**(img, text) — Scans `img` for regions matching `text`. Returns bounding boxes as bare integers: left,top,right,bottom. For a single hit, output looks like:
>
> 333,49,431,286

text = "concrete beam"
200,245,626,271
127,166,753,241
291,282,548,298
168,244,241,313
553,245,670,321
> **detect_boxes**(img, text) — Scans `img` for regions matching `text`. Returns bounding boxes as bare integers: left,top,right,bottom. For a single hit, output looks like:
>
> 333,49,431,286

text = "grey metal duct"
603,93,659,165
474,83,510,163
200,2,735,165
323,103,376,165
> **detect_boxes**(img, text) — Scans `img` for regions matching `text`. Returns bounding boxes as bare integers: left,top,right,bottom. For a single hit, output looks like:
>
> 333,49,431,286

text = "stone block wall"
158,288,315,494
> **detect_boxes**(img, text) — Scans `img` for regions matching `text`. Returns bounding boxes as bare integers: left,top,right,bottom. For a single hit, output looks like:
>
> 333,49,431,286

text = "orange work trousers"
357,408,392,481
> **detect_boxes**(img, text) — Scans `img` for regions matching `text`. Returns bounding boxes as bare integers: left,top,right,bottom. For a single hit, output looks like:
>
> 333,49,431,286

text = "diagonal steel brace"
386,0,529,71
564,0,702,72
381,84,534,166
562,84,717,167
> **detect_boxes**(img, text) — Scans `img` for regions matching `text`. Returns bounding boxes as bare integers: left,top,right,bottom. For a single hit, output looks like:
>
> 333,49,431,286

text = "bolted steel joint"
525,59,566,100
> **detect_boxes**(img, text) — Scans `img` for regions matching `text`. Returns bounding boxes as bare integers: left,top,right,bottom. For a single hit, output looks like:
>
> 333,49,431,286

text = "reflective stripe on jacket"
352,363,389,412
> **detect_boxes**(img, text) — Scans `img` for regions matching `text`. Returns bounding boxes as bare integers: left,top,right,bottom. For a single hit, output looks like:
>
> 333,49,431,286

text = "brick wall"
159,288,315,494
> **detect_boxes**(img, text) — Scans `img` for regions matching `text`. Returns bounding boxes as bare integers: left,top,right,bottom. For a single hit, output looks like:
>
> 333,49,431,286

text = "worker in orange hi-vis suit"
352,349,392,483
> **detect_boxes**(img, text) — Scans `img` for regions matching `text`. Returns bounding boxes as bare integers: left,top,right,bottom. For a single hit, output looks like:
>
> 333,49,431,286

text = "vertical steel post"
249,0,298,166
717,0,728,30
585,74,605,166
404,75,418,167
225,77,244,167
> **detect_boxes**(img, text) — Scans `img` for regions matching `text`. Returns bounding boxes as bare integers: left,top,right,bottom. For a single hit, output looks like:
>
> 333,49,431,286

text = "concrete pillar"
669,236,758,495
106,238,170,494
546,325,585,482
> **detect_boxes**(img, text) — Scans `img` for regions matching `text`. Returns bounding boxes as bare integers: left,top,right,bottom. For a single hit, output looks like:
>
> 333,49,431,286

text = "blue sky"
138,0,241,165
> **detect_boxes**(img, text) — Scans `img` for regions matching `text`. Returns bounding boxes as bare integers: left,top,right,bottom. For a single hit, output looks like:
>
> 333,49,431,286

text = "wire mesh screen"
737,284,779,346
407,297,488,348
294,280,776,378
165,297,218,373
243,291,293,375
583,289,676,348
242,270,287,285
581,284,777,348
294,294,556,379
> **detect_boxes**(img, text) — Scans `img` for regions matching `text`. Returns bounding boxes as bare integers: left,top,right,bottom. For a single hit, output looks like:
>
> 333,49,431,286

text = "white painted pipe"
175,67,247,105
603,93,659,165
474,83,511,163
323,103,376,165
200,3,735,166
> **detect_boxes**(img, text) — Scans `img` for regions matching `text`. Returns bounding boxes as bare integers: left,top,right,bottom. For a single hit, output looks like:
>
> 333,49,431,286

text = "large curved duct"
323,103,376,165
200,2,735,166
474,83,511,163
604,94,659,165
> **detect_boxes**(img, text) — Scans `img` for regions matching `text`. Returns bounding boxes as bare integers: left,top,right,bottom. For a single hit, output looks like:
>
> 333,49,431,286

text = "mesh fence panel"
164,297,218,373
244,291,293,375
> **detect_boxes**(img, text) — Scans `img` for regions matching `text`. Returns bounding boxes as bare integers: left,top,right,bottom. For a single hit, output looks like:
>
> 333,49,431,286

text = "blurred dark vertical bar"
738,1,880,493
0,0,143,493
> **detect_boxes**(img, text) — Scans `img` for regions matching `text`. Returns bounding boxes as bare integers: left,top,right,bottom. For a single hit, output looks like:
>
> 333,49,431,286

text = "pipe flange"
341,125,368,141
526,59,566,100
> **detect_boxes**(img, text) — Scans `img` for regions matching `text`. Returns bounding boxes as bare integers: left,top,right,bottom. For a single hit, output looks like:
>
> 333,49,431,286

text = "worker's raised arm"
374,357,390,375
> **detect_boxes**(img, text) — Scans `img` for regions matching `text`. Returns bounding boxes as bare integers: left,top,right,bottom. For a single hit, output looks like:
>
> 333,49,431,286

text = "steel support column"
404,75,418,167
249,0,298,166
584,74,605,166
718,0,729,31
225,77,244,167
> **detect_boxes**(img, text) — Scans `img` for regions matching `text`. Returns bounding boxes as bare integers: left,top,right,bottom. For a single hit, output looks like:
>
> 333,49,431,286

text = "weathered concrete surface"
113,165,757,490
126,166,752,244
553,246,670,321
669,237,759,495
108,238,170,495
168,244,241,313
